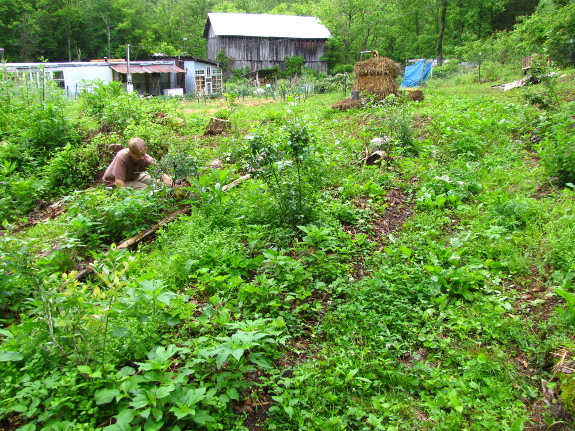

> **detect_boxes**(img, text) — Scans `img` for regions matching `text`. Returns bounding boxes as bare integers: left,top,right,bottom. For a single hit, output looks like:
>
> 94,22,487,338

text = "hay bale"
351,56,401,100
353,74,399,99
354,57,400,78
331,98,364,111
405,88,424,101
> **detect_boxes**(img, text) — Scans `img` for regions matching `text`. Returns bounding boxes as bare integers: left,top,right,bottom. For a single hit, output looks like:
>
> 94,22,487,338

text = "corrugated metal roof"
206,13,331,39
110,64,186,74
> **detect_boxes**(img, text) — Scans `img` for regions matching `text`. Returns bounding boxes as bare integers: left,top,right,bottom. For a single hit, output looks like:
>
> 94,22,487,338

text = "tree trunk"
436,0,448,66
67,28,71,62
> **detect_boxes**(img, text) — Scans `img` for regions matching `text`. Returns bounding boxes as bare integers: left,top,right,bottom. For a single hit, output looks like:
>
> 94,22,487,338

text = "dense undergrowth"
1,68,575,430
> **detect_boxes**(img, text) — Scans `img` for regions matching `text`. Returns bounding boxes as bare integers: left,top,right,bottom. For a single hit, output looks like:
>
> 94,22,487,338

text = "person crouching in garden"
102,137,172,190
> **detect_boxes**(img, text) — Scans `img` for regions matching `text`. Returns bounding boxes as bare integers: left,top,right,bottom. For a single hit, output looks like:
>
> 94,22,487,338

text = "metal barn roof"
110,64,186,74
205,13,331,39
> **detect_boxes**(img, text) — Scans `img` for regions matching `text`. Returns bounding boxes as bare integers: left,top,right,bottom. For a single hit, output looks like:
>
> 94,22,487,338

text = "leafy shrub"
417,174,481,209
322,73,353,94
246,119,322,229
330,64,354,74
79,80,147,131
449,136,485,159
213,109,230,120
0,233,45,314
386,107,417,155
523,73,559,110
492,197,540,229
41,141,104,197
94,319,285,430
62,187,172,246
432,60,460,79
282,55,305,78
223,82,253,98
538,103,575,185
0,141,36,174
20,100,79,155
0,161,39,223
123,122,175,158
151,139,199,181
544,212,575,272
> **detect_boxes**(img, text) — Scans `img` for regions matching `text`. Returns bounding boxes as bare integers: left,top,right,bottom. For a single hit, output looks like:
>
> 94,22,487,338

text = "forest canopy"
2,0,573,70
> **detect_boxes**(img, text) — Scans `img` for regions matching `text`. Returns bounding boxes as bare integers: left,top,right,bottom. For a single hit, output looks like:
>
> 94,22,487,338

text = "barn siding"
206,23,328,74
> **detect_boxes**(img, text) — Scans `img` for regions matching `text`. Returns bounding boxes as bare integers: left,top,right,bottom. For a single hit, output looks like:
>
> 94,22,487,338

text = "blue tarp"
401,60,432,87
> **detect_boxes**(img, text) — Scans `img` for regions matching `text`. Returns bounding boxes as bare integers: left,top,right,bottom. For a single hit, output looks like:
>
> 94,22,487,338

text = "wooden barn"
204,12,331,75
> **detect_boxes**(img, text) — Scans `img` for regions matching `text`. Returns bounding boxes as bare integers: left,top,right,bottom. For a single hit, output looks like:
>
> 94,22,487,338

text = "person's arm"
115,178,127,188
161,174,173,187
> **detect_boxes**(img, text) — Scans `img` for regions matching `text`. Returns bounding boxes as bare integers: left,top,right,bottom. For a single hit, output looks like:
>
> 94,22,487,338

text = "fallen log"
74,207,190,280
222,174,251,192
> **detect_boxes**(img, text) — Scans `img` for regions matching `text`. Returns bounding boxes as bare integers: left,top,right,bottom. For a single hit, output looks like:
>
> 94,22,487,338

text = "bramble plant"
246,118,321,229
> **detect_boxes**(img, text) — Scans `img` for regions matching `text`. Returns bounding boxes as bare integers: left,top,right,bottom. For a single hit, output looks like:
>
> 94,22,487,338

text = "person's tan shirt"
102,148,154,185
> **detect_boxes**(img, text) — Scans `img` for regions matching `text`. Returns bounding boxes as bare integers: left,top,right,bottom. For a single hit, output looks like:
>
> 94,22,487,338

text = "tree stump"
204,117,232,135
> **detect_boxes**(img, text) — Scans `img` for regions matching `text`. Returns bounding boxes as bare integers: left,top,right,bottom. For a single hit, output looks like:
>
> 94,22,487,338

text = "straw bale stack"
352,56,401,99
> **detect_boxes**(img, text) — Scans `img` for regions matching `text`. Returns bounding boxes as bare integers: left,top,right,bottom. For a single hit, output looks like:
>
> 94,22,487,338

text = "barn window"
211,69,222,94
212,75,222,94
195,70,206,94
52,71,65,88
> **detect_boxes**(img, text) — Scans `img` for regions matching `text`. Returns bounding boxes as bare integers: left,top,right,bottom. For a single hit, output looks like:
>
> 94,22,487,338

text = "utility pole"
126,44,133,94
183,38,188,55
0,48,4,62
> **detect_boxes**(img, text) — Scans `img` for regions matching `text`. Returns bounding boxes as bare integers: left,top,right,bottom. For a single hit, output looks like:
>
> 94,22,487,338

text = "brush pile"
331,98,364,111
404,88,424,101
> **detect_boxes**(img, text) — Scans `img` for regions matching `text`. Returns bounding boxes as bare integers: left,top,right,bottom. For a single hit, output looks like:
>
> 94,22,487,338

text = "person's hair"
128,137,147,154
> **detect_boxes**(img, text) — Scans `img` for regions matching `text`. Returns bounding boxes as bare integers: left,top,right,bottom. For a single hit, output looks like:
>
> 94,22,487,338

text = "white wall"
183,60,197,94
61,65,113,96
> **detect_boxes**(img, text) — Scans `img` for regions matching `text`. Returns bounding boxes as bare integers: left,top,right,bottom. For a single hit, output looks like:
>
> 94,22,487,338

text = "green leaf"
555,288,575,307
216,351,230,369
103,408,134,431
116,408,136,426
11,404,28,413
226,387,240,401
144,419,164,431
77,365,92,374
249,352,272,369
130,392,150,409
119,366,136,376
111,326,130,337
95,388,120,405
231,347,245,361
183,387,207,406
155,385,175,399
0,329,14,338
447,389,463,413
510,418,524,431
192,410,215,425
170,405,195,419
0,351,23,362
151,407,163,421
